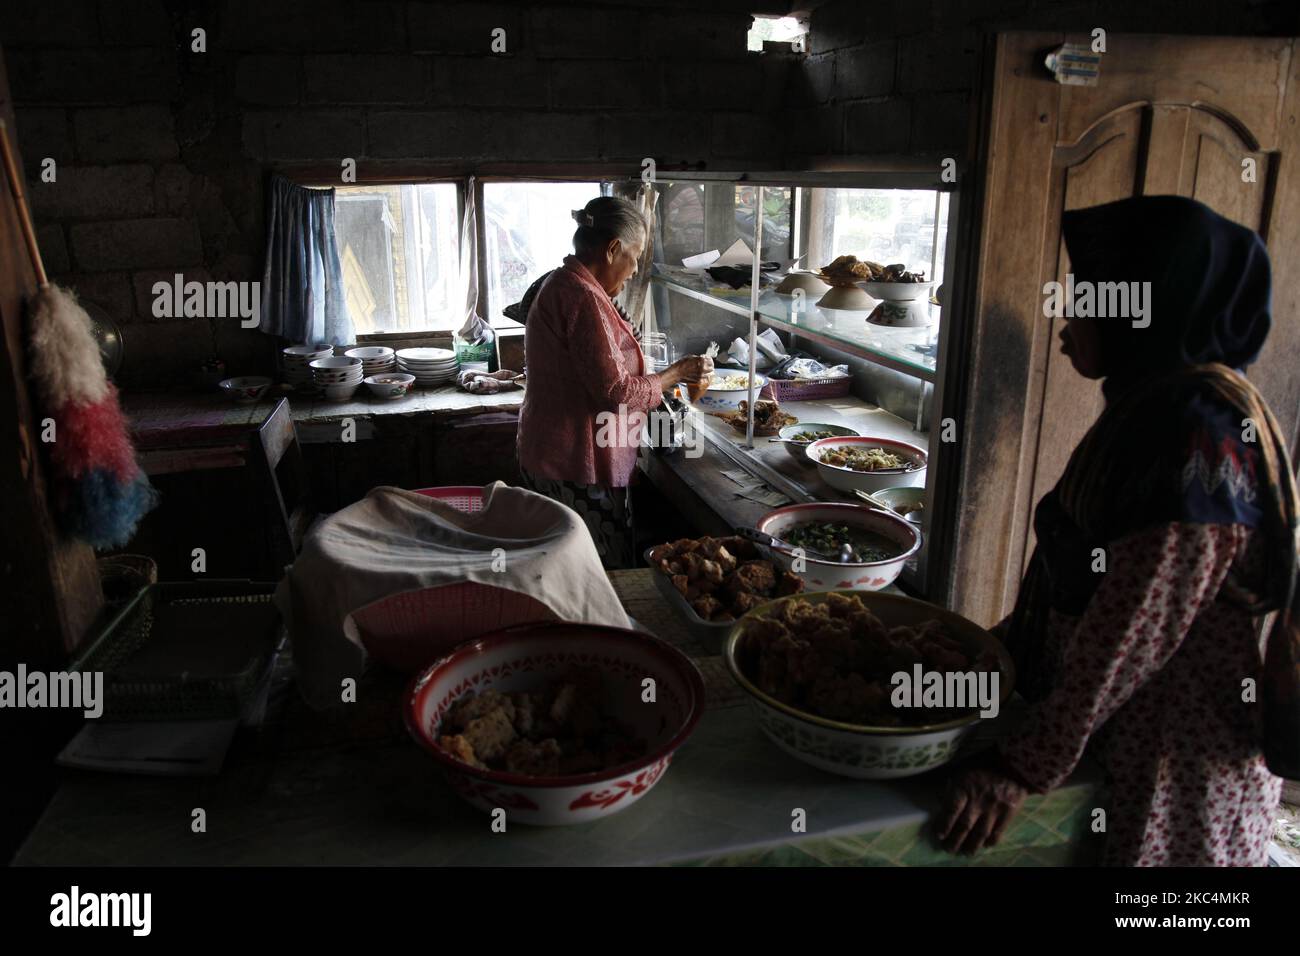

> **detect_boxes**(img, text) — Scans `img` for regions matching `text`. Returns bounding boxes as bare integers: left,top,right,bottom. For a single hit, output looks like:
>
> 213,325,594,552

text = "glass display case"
646,170,961,596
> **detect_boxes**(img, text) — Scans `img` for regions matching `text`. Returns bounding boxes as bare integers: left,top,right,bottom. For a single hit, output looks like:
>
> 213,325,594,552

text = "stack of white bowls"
310,356,364,401
282,344,333,390
345,346,397,377
396,347,458,387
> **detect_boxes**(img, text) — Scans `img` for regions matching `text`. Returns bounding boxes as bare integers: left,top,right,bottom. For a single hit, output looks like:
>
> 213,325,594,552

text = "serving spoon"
733,526,855,564
854,489,924,525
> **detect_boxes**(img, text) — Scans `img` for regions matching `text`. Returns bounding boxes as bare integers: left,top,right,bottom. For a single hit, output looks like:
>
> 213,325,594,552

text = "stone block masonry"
9,0,1295,389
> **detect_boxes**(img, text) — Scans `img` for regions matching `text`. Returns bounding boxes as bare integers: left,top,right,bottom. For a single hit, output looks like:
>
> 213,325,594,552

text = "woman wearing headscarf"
516,196,713,569
938,196,1300,865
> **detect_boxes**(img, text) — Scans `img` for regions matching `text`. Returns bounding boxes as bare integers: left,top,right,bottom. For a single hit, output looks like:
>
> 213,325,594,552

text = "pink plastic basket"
412,485,486,512
763,376,852,402
353,485,557,672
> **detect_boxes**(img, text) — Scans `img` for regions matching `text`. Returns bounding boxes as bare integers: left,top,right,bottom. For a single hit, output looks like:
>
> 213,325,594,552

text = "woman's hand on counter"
658,355,714,392
936,764,1029,856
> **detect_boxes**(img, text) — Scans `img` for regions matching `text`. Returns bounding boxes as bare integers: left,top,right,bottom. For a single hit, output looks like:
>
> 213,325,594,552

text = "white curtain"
615,181,658,338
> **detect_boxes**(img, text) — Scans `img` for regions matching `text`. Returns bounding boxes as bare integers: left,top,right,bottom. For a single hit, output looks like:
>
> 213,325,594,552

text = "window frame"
328,171,619,343
798,186,946,283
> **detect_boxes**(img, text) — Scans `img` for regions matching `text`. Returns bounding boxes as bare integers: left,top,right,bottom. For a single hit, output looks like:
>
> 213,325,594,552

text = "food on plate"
723,399,796,435
819,445,914,472
869,262,927,283
820,254,875,282
738,593,1002,726
648,535,803,622
790,429,837,443
820,255,927,285
784,521,901,563
437,674,647,776
710,372,760,390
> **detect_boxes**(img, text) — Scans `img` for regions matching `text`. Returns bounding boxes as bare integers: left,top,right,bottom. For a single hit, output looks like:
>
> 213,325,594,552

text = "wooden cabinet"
949,32,1300,626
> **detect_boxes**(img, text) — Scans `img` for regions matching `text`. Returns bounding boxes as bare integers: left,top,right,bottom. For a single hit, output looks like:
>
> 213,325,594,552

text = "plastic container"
70,580,281,720
411,485,485,512
454,328,495,373
351,485,557,672
97,553,158,606
763,375,852,403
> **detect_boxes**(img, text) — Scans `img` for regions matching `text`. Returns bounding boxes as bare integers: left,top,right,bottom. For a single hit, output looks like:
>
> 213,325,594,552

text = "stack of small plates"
282,344,333,390
345,346,397,377
396,347,458,387
310,356,364,401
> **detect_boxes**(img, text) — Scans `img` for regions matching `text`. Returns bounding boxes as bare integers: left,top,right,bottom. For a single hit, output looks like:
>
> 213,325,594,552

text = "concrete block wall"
6,0,790,387
8,0,1297,388
787,0,1298,158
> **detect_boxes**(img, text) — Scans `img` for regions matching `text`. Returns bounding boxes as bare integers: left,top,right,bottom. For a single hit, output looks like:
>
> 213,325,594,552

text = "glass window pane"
335,182,459,333
806,187,938,280
484,181,601,321
653,181,792,266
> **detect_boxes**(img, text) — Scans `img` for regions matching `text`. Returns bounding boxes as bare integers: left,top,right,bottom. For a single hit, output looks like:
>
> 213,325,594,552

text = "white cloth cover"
276,482,631,709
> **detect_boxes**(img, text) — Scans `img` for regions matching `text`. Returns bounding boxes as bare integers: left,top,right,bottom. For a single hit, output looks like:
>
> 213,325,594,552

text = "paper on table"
713,238,754,267
739,487,792,507
721,468,765,491
682,249,720,269
56,718,239,776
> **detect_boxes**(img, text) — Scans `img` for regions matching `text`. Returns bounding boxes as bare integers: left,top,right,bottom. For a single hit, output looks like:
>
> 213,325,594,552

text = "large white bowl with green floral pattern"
723,591,1014,780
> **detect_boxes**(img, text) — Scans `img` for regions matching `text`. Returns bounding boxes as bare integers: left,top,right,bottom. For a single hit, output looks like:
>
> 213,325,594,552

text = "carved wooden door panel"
950,32,1300,625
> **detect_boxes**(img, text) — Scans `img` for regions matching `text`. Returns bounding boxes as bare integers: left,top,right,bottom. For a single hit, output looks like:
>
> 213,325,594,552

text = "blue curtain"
259,174,354,346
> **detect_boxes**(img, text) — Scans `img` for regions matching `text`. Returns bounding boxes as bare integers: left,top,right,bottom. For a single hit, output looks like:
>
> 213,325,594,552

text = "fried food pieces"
819,255,926,285
738,593,1000,726
722,399,797,436
650,535,803,622
437,671,647,776
821,254,875,281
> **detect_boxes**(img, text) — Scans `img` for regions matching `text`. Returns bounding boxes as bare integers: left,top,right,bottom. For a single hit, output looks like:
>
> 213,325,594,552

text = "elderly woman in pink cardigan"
517,196,712,569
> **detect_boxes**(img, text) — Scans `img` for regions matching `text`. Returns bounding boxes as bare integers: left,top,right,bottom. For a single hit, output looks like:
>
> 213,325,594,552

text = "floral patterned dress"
999,520,1282,866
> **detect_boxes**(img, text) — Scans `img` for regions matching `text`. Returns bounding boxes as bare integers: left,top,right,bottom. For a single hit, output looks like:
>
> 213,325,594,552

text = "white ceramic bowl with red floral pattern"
405,622,705,826
756,501,920,591
806,435,927,495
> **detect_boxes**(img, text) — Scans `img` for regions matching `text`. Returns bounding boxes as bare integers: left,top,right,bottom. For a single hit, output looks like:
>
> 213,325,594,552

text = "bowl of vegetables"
806,435,927,495
772,422,860,466
755,502,920,591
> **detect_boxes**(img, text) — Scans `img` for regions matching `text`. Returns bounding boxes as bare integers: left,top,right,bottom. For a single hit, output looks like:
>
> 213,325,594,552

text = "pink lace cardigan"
517,257,662,488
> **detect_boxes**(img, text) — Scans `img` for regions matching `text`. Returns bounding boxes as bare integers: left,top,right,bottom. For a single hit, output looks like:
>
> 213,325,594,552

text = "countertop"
13,571,1100,867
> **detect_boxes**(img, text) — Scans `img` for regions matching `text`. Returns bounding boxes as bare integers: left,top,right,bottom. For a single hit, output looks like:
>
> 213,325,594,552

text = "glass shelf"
651,267,753,318
652,268,938,382
755,290,937,382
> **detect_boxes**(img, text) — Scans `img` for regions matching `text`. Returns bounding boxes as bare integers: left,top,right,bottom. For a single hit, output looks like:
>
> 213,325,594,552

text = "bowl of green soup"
755,502,919,591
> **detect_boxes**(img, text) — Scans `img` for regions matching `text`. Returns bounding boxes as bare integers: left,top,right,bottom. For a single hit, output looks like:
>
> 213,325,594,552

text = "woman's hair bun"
572,196,646,256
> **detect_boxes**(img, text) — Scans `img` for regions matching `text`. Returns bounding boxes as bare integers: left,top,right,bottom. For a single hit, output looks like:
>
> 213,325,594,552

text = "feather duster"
27,284,156,548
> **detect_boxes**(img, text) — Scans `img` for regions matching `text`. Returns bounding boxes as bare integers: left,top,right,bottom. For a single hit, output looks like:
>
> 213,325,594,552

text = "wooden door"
950,32,1300,627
